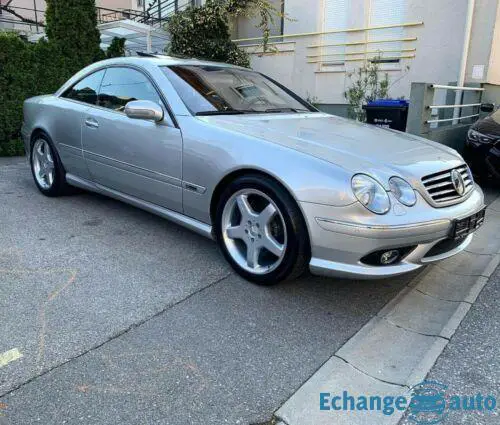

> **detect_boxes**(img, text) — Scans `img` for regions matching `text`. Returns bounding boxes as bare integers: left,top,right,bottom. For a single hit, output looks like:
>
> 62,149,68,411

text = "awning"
98,19,170,54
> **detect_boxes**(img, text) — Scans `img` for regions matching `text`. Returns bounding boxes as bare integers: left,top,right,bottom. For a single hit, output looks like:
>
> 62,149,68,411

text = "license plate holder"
450,208,486,240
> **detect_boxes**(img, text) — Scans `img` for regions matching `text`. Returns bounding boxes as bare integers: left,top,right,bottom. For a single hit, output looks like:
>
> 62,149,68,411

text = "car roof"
95,55,248,70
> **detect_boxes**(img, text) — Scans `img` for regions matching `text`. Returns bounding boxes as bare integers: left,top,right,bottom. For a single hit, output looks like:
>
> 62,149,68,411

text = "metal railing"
426,85,484,125
407,82,485,140
144,0,195,26
0,4,44,31
0,0,196,32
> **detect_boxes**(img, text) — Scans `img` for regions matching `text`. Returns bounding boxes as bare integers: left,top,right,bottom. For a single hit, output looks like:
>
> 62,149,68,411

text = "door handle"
85,118,99,129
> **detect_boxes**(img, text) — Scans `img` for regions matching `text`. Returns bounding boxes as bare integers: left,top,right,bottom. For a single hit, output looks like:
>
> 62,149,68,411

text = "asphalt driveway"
0,157,494,424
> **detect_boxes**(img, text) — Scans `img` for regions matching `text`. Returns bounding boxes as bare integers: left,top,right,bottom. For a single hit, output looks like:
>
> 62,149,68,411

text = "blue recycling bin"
363,99,409,132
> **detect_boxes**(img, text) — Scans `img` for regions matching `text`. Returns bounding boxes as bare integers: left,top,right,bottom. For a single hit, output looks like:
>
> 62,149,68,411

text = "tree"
45,0,102,74
106,37,127,58
344,61,389,121
167,0,250,67
225,0,286,51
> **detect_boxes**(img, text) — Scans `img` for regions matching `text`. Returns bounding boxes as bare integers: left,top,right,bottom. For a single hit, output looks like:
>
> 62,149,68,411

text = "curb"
275,237,500,425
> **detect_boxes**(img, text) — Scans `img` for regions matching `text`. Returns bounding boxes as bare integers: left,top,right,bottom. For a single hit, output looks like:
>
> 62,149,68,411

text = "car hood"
200,113,464,187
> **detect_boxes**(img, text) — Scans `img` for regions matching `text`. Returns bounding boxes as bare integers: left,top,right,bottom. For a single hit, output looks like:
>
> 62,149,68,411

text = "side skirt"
66,173,214,240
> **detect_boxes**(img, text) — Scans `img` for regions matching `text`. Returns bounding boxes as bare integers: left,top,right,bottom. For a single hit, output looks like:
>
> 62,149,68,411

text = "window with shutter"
368,0,407,64
321,0,351,68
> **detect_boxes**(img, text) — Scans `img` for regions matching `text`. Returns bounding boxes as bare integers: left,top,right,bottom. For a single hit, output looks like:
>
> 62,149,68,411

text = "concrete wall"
237,0,499,110
232,0,282,41
466,0,499,84
486,0,500,85
406,82,487,153
483,84,500,105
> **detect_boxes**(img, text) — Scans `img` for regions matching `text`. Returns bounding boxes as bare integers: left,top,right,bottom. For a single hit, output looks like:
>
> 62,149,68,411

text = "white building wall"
487,1,500,85
238,0,498,107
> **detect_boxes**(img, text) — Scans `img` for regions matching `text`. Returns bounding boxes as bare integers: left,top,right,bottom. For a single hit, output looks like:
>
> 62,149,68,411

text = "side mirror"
480,103,495,113
125,100,164,122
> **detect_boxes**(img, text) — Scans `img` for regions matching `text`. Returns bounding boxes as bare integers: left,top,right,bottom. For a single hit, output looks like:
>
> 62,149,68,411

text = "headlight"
389,177,416,206
468,129,495,144
352,174,390,214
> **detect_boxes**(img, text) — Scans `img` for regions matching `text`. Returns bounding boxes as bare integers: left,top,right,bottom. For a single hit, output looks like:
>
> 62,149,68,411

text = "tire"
214,174,310,285
30,133,71,197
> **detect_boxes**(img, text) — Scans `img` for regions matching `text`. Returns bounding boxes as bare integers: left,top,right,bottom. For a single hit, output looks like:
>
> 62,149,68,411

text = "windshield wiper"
195,109,248,116
263,107,309,113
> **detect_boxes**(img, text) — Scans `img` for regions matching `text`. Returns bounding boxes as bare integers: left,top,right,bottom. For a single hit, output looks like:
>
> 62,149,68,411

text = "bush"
0,33,33,156
106,37,126,58
45,0,102,75
0,33,75,156
344,61,389,121
167,0,250,67
1,1,107,156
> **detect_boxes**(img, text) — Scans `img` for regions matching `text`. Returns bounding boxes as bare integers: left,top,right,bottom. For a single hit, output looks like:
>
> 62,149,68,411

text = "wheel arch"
29,127,52,154
29,128,66,174
209,167,311,249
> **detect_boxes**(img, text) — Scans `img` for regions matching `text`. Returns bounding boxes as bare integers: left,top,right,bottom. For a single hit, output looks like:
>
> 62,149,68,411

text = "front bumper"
303,186,485,279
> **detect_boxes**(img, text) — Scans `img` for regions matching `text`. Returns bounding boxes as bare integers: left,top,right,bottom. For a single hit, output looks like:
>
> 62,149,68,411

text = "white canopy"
98,19,170,54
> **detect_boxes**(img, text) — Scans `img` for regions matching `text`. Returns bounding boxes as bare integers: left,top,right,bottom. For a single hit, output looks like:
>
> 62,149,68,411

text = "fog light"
380,250,400,265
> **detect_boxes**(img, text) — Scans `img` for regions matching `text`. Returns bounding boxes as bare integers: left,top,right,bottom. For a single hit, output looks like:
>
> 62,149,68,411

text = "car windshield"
161,65,314,115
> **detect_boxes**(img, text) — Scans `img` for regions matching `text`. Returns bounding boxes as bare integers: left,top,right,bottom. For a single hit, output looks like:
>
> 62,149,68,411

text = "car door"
81,66,183,213
55,69,106,180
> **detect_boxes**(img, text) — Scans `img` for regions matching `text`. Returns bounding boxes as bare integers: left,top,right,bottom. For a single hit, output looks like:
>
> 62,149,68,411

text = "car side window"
97,67,162,112
62,70,105,105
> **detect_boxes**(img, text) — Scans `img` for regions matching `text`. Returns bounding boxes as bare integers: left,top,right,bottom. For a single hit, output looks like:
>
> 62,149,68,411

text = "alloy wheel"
221,189,288,274
32,139,55,190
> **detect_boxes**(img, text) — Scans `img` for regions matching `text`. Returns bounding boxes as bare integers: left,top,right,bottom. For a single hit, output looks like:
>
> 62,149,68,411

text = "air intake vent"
421,164,473,204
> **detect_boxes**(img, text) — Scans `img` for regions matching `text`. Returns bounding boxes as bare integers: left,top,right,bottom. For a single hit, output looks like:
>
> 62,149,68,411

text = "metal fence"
406,82,485,152
0,0,195,33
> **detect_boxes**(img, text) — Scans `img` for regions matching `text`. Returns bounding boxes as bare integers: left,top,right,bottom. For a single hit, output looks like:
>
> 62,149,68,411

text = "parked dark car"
465,104,500,183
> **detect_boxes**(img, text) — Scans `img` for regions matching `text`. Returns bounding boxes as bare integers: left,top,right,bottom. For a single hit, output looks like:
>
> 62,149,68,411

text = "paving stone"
411,266,488,303
488,195,500,212
276,356,411,425
466,209,500,255
436,251,493,276
337,317,448,386
379,289,469,339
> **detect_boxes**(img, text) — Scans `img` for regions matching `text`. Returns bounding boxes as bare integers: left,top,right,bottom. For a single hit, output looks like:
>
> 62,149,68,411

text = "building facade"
232,0,500,112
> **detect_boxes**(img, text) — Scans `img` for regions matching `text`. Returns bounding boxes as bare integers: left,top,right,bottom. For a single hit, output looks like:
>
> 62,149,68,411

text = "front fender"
179,116,356,224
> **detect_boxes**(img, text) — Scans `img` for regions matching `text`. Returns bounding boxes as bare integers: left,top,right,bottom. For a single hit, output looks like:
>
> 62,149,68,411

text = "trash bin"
363,99,409,132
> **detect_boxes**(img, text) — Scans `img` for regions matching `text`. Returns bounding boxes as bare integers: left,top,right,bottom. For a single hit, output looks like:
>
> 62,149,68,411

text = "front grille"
421,164,473,204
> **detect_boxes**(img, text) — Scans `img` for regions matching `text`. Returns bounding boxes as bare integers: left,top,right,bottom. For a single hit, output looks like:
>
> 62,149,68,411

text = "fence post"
407,83,433,136
33,0,39,32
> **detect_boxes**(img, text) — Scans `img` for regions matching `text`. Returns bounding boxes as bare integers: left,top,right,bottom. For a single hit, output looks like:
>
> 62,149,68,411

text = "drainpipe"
453,0,475,124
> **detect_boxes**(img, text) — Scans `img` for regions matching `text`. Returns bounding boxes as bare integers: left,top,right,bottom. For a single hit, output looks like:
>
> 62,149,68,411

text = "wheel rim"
32,139,55,190
221,189,288,275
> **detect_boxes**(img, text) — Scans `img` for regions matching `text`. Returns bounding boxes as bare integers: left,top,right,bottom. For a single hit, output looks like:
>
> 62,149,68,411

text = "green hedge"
0,1,107,156
0,33,71,156
0,35,125,157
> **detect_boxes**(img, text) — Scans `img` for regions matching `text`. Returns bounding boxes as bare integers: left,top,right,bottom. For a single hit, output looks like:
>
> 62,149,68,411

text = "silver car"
22,56,486,284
